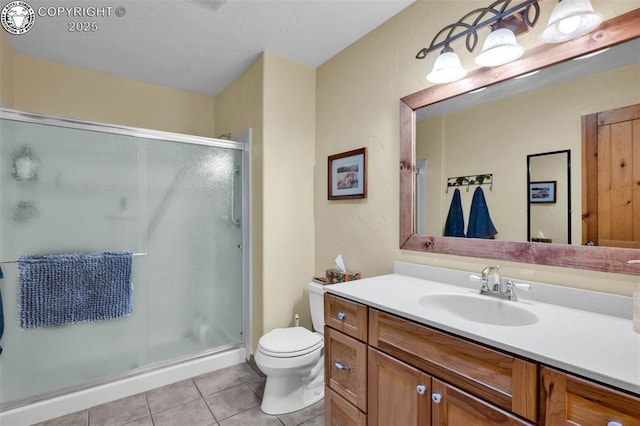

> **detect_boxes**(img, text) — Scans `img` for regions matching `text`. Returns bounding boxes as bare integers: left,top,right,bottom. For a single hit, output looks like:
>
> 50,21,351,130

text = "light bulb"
558,15,581,34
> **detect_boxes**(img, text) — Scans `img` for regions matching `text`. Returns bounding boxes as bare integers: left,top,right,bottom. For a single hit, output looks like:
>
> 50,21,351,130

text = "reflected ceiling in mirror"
399,9,640,275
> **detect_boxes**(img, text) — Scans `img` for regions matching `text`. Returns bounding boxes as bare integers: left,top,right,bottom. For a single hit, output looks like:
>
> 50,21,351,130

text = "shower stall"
0,109,250,417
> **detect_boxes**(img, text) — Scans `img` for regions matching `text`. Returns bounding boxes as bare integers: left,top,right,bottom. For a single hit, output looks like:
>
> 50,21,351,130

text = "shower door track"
0,343,243,412
0,108,244,150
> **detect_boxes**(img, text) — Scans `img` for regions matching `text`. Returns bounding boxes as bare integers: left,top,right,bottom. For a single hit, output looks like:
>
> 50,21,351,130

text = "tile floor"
34,363,324,426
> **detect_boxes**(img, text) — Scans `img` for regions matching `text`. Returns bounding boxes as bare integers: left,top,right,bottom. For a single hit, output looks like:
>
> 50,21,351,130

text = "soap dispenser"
634,284,640,334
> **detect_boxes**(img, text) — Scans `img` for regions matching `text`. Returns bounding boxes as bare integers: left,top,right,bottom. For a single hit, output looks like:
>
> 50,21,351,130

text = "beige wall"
5,53,216,137
1,33,216,136
215,52,316,350
316,0,640,296
215,54,265,352
416,115,444,235
262,54,316,334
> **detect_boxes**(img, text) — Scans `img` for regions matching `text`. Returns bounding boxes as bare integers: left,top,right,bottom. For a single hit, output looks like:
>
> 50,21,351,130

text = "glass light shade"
474,28,524,67
539,0,603,43
427,50,467,84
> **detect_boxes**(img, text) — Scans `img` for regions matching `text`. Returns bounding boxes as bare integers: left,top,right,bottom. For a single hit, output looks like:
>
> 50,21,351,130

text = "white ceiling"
7,0,415,96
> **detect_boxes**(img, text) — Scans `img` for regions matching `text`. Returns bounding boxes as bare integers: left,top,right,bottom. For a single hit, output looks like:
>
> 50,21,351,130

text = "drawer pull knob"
416,385,426,395
431,393,442,404
334,361,350,371
607,423,622,426
337,312,346,320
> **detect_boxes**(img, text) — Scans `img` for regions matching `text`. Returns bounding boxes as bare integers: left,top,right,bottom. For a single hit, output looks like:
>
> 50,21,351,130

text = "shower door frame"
0,108,252,396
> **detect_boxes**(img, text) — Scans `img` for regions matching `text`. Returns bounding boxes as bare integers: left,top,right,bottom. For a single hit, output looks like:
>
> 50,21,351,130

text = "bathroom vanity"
323,264,640,425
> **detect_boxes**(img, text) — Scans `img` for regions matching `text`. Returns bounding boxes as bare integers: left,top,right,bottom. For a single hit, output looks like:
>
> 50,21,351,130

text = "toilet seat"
258,327,323,358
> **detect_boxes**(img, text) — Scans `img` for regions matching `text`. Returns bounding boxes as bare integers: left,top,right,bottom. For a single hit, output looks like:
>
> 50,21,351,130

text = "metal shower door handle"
230,167,241,225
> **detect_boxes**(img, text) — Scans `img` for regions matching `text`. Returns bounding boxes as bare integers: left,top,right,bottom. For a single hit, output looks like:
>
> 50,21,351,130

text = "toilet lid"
258,327,323,358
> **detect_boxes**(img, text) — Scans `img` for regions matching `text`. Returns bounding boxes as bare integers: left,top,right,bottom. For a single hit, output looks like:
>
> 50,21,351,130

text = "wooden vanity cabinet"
369,308,538,423
540,366,640,426
368,346,533,425
324,294,369,423
325,294,639,426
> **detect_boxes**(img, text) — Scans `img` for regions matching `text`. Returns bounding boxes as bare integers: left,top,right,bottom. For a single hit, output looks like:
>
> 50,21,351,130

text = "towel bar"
0,252,147,264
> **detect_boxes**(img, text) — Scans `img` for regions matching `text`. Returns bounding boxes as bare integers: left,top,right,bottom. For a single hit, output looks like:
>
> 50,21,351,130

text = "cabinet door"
368,347,431,426
431,378,534,426
326,386,367,426
540,366,640,426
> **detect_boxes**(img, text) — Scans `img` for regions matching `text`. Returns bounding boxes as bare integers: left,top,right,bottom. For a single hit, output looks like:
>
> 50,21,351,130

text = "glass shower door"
0,113,246,408
0,119,142,403
145,140,244,363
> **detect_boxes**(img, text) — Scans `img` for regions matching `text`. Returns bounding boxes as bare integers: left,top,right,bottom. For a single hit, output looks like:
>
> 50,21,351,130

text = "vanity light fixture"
539,0,603,43
427,46,467,84
416,0,604,84
474,22,525,67
416,0,540,84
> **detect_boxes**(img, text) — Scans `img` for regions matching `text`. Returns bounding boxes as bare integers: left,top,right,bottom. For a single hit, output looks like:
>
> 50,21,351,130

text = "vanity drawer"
324,293,368,342
540,366,640,425
368,308,538,422
325,326,367,412
325,386,366,426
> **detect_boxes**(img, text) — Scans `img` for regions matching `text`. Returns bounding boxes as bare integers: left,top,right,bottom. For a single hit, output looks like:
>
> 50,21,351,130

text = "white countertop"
325,272,640,395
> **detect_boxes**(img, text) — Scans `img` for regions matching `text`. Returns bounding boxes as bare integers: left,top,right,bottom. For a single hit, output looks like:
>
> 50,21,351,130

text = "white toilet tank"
307,282,327,333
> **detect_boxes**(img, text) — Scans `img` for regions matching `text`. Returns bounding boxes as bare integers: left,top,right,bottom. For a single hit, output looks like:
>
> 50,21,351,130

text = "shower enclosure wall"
0,109,249,411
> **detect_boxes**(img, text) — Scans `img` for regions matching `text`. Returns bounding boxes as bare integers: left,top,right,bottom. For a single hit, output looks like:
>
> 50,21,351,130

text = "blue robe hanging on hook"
444,188,465,237
467,187,498,239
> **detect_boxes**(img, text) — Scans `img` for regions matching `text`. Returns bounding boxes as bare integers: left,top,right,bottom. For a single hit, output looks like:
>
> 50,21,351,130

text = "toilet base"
260,369,324,415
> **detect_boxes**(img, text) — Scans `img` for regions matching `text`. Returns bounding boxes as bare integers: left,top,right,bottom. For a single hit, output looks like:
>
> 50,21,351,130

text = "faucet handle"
511,282,531,291
505,281,531,301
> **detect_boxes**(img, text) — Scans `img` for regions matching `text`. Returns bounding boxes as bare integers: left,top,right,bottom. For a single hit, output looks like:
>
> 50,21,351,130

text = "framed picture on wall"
328,147,367,200
529,181,556,203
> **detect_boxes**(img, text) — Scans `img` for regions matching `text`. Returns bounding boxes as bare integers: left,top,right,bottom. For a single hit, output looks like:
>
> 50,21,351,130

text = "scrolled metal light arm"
416,0,540,59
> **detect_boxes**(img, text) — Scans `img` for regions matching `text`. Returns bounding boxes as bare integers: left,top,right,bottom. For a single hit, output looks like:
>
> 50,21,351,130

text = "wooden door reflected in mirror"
583,103,640,248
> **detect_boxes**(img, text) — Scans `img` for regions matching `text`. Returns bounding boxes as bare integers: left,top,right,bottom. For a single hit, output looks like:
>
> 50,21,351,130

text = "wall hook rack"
446,174,493,193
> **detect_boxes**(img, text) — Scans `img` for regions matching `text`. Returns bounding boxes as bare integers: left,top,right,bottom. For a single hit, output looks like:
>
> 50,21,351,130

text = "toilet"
255,281,328,415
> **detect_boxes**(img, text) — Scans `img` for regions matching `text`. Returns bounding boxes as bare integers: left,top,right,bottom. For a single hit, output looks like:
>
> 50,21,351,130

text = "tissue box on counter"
325,269,361,284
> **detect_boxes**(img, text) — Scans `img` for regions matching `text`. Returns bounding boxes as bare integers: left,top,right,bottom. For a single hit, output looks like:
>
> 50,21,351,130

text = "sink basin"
418,293,539,326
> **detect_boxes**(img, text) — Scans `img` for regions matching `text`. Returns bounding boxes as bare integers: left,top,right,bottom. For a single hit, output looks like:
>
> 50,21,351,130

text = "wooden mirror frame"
399,9,640,275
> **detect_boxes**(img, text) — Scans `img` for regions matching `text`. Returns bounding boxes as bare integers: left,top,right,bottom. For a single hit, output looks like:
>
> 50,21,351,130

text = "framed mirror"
400,9,640,275
527,150,571,245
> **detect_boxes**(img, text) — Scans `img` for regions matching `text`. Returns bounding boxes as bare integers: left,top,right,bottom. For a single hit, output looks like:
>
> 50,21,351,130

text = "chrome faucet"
481,265,502,293
475,265,530,301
